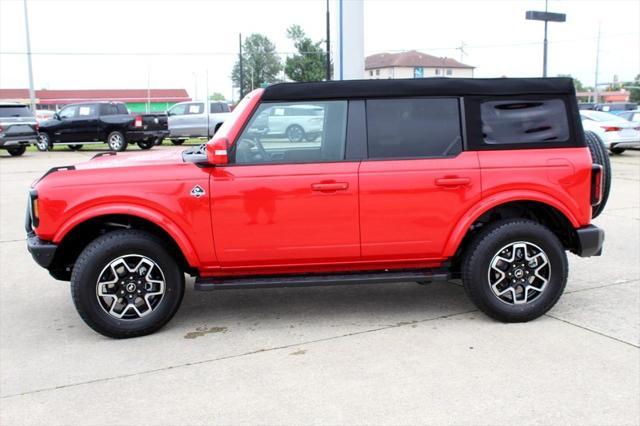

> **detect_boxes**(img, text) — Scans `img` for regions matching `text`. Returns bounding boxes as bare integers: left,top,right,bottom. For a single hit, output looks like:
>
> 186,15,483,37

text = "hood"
75,148,185,170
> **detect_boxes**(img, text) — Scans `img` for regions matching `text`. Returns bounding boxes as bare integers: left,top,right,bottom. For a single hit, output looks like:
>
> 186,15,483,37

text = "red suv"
26,78,608,338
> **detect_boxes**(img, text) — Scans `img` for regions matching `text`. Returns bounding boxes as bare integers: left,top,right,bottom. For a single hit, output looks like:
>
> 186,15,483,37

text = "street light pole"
22,0,36,112
526,2,566,78
325,0,331,80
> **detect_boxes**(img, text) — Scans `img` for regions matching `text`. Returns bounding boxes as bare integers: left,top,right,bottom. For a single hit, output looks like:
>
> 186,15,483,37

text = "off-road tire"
584,130,611,218
462,219,568,323
107,131,128,152
71,230,185,338
7,146,26,156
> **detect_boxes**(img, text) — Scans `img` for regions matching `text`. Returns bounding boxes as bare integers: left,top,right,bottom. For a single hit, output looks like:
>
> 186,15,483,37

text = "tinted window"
210,103,223,113
116,104,129,114
169,104,187,116
100,104,119,116
234,101,347,165
58,105,78,119
366,98,462,159
0,105,32,118
481,99,569,144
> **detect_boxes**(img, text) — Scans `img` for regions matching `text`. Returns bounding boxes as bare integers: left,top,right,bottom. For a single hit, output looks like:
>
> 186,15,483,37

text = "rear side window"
481,99,569,144
100,104,119,115
366,98,462,159
116,104,129,114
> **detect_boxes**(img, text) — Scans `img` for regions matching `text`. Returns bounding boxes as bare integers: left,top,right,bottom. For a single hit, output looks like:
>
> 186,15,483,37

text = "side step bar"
194,269,450,291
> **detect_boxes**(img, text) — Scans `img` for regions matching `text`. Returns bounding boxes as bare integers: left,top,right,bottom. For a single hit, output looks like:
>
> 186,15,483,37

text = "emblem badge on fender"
190,185,205,198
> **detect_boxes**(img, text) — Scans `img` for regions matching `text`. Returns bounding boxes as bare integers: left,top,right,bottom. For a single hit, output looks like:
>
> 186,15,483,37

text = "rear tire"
70,230,185,339
462,219,568,323
171,139,185,145
154,137,164,146
286,125,305,143
584,130,611,218
137,140,154,150
107,131,128,152
7,146,26,156
610,147,625,154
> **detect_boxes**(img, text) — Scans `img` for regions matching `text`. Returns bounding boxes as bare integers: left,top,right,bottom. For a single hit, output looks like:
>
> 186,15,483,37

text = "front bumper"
574,225,605,257
126,129,169,142
27,233,57,268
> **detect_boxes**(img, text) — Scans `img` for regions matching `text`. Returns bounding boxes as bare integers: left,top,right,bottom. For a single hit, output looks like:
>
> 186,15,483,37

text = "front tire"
36,133,51,151
7,146,26,156
462,219,567,323
70,230,185,338
171,139,185,145
610,147,625,154
107,131,128,152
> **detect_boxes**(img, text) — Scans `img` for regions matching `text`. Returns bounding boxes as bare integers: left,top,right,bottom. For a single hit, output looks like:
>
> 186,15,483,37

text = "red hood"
75,148,185,170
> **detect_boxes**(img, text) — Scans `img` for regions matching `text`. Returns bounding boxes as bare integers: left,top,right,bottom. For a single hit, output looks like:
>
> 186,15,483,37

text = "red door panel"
359,152,481,259
209,162,360,267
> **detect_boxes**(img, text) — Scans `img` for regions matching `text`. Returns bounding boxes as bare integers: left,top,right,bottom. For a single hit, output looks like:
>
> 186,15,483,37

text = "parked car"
37,101,168,152
249,104,324,142
614,109,640,124
594,102,637,112
0,103,38,157
580,110,640,154
166,101,230,145
27,77,609,338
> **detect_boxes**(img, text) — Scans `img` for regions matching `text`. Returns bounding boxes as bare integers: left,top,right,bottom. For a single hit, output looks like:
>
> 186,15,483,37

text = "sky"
0,0,638,101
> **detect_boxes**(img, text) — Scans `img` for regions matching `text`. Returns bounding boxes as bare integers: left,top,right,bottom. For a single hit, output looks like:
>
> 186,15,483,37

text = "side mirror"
206,137,230,165
54,113,60,120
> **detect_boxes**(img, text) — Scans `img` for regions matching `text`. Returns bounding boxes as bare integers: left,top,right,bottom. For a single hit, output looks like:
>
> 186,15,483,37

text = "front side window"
233,101,347,165
169,104,187,116
58,105,78,119
366,98,462,159
481,99,569,144
186,103,204,115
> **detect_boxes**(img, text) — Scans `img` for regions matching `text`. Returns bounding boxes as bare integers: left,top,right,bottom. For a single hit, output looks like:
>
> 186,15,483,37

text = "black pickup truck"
37,101,168,151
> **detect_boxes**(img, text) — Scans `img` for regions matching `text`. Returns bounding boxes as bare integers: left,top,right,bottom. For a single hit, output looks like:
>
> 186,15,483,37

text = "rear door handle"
435,177,470,187
311,182,349,192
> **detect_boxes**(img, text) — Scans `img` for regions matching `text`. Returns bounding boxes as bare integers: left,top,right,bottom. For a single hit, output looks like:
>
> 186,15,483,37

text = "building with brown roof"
365,50,475,79
0,88,191,112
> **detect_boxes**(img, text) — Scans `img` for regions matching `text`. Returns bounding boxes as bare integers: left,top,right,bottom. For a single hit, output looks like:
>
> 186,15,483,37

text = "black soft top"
262,77,575,101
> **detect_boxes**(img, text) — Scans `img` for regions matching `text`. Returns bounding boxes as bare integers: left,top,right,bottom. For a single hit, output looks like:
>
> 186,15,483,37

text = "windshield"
581,110,627,122
0,105,33,118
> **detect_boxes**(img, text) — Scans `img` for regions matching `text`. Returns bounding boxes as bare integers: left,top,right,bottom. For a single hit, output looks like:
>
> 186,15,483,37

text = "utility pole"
594,24,601,104
526,1,566,77
325,0,331,80
22,0,36,112
239,33,245,98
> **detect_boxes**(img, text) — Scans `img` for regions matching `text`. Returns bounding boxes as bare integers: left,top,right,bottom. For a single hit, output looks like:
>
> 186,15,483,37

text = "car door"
209,100,361,267
183,102,206,137
358,98,481,259
67,104,99,142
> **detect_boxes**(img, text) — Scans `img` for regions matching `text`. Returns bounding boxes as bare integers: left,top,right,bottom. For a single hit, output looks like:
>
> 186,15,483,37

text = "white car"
580,110,640,154
253,104,324,143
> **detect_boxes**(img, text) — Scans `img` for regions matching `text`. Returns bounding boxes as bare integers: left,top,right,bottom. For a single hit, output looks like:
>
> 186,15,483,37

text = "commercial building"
0,88,191,112
365,50,474,79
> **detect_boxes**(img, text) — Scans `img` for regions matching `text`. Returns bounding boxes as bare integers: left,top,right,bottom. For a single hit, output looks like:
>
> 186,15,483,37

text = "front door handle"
435,177,470,187
311,182,349,192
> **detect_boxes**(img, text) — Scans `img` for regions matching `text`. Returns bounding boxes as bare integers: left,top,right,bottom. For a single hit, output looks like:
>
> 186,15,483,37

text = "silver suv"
166,101,230,145
0,103,38,157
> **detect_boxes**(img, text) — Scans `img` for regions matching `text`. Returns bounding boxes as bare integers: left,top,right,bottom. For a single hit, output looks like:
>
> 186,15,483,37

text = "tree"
208,92,226,101
232,34,282,96
557,74,589,92
623,74,640,103
284,25,328,82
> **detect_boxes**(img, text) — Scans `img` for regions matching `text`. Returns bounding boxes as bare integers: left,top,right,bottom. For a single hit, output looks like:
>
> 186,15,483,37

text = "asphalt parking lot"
0,146,638,425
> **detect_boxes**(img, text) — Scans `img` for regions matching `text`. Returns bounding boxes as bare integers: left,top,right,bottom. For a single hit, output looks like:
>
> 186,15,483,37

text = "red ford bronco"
26,78,609,338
